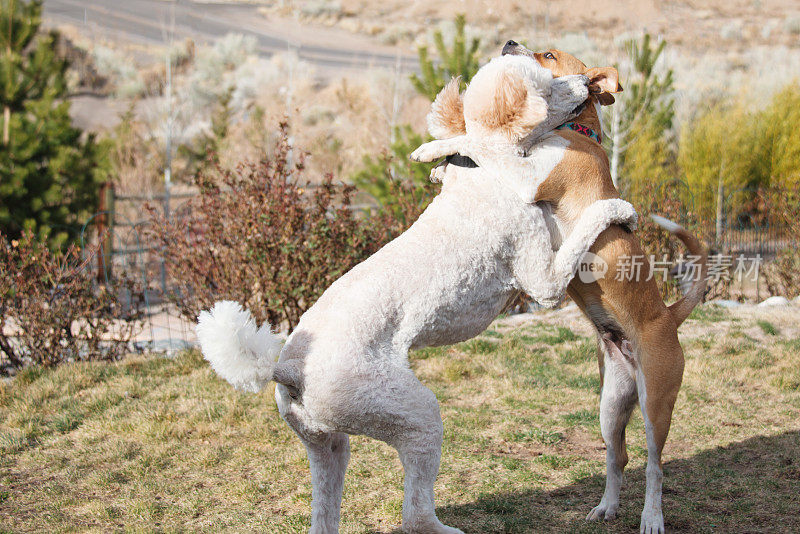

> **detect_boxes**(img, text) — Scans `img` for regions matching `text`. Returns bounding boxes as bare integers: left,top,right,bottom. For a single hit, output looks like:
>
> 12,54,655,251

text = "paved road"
43,0,418,74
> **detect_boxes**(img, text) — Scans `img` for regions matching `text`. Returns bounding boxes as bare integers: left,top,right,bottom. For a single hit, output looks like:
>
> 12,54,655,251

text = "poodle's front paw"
410,142,445,163
599,198,638,230
430,163,448,183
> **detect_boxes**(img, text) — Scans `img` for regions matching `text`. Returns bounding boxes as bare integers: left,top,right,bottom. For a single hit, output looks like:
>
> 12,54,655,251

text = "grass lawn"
1,304,799,533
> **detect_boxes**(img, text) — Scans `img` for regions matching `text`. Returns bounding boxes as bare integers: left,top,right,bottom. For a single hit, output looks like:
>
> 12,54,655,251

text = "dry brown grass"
1,303,799,532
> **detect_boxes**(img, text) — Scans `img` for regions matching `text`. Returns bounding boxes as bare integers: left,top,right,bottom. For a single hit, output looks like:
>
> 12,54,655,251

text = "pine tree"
178,87,232,176
605,33,675,194
410,14,480,100
0,0,107,248
353,16,482,208
351,125,433,205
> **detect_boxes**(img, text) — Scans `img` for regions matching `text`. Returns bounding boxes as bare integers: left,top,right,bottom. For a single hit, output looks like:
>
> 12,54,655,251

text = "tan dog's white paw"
586,501,619,521
640,508,665,534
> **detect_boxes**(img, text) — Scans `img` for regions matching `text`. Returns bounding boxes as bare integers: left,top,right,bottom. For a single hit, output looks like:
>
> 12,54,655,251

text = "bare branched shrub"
147,123,432,332
0,233,143,374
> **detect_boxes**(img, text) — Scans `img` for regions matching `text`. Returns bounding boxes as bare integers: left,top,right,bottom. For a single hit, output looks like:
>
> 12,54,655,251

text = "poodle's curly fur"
197,55,637,534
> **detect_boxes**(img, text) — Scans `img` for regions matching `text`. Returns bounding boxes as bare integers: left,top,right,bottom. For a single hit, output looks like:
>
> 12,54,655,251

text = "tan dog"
507,43,708,534
416,43,708,533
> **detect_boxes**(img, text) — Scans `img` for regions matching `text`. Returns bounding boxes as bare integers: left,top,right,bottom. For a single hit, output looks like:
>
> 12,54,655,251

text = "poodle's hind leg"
360,370,463,534
304,432,351,534
394,380,462,534
276,384,350,534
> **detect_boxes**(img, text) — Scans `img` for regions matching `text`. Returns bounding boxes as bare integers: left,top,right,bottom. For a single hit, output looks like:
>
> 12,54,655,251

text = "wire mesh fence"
79,185,201,355
7,181,794,359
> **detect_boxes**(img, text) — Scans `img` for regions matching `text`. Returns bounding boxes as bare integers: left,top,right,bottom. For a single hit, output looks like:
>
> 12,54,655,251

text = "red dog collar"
557,121,602,144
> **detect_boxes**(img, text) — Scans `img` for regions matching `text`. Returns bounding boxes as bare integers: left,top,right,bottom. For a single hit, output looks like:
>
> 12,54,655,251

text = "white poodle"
196,55,637,534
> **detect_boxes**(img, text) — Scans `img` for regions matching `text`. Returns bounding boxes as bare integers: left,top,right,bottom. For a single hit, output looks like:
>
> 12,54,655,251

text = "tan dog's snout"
502,39,535,59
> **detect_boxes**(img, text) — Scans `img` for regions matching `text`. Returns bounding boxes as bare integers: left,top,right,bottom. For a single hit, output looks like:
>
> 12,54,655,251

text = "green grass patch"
506,427,564,445
689,304,729,323
535,454,576,470
461,338,498,355
562,409,599,429
757,320,780,336
780,338,800,351
520,324,579,346
558,338,596,365
746,349,776,369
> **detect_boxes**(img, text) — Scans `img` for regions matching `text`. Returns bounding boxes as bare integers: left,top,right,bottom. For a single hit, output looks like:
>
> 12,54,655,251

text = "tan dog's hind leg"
587,336,638,522
636,326,685,534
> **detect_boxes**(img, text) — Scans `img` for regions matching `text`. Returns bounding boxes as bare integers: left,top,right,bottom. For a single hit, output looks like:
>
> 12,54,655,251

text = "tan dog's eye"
544,52,555,60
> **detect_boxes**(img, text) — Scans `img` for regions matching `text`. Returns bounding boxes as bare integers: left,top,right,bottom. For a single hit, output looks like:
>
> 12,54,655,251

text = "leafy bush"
678,101,767,221
760,84,800,190
147,124,431,332
629,179,702,302
351,125,434,209
0,232,142,374
678,83,800,223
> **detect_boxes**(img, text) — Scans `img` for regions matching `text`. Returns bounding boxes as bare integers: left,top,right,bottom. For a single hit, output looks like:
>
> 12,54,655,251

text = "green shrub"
354,15,481,208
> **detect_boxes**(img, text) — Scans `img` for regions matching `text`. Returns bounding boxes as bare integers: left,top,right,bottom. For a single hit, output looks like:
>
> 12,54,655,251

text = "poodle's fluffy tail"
196,301,283,393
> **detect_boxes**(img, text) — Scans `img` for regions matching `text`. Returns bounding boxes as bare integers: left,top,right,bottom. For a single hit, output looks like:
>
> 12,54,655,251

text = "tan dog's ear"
427,77,466,139
476,70,547,141
586,66,623,106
